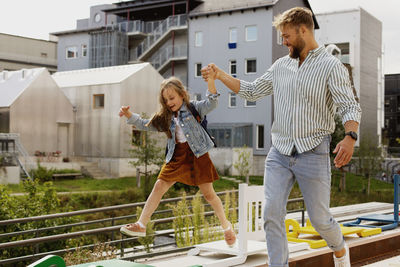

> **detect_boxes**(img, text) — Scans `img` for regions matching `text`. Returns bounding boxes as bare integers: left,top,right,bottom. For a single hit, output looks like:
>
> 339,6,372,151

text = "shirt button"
186,134,189,137
181,124,184,127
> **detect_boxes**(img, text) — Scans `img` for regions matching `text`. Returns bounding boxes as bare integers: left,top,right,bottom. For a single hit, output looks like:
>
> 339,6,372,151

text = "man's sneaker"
223,224,236,247
333,244,350,267
120,222,146,237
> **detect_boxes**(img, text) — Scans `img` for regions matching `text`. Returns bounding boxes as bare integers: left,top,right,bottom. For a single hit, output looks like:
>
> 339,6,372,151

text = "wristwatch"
345,131,358,141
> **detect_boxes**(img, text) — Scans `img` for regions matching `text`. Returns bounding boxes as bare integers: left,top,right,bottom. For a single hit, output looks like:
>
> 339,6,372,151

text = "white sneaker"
333,244,350,267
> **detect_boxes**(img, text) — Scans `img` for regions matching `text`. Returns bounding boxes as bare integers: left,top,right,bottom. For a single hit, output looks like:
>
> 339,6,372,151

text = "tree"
233,146,252,184
354,134,384,195
129,114,164,197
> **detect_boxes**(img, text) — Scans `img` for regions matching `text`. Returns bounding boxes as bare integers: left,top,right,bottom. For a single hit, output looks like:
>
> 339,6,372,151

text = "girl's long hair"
147,77,190,138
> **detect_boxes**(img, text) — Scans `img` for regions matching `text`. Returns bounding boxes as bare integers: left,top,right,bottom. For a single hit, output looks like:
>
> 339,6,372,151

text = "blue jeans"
264,136,344,267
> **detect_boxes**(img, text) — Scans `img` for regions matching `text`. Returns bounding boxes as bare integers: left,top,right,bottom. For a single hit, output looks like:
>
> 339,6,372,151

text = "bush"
31,162,54,183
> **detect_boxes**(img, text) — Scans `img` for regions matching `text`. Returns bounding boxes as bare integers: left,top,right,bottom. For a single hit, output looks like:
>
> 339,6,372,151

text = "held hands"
201,63,220,82
119,105,132,118
333,136,356,168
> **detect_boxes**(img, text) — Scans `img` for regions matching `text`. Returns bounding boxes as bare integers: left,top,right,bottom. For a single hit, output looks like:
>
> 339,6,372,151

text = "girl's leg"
198,182,229,229
138,179,175,225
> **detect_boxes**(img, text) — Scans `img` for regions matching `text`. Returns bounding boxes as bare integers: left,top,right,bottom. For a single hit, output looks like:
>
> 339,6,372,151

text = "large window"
229,60,237,77
229,28,238,43
209,125,252,147
93,94,104,109
66,46,78,59
195,63,202,77
257,125,264,149
195,31,203,47
245,25,257,42
229,92,237,107
245,59,257,74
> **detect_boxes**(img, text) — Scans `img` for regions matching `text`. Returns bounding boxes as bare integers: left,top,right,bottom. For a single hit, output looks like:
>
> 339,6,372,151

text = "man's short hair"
273,7,314,30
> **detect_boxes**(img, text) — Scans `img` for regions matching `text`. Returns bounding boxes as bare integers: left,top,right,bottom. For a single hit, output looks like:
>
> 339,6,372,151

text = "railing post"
111,218,115,241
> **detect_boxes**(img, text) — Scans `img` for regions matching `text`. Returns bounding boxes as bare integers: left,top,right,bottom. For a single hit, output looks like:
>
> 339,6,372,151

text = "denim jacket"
126,93,219,163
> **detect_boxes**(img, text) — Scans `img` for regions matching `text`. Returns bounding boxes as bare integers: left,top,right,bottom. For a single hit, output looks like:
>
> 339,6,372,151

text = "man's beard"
289,36,306,59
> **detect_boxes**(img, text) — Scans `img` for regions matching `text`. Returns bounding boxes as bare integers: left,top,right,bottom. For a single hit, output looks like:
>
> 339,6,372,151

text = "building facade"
0,33,57,73
315,8,384,145
187,0,317,167
384,74,400,156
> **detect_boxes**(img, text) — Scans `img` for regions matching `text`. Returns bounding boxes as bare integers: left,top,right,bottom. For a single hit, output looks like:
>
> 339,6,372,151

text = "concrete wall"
9,70,74,157
0,33,57,72
188,7,273,156
0,166,20,184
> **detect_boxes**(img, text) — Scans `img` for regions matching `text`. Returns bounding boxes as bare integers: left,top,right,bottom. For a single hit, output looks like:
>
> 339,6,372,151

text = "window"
245,25,257,41
229,28,237,43
195,63,202,77
66,46,78,59
93,94,104,108
257,125,264,149
131,129,141,146
195,31,203,47
229,92,237,107
82,44,87,57
245,100,256,107
245,59,257,74
194,93,202,101
277,29,283,45
229,60,237,77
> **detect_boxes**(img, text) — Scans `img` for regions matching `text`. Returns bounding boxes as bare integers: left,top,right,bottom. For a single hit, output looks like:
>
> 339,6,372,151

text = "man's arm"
333,120,359,168
328,63,362,168
202,63,240,93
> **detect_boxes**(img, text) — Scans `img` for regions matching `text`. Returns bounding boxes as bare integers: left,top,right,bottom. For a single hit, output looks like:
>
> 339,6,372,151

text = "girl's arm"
119,106,157,132
192,72,219,117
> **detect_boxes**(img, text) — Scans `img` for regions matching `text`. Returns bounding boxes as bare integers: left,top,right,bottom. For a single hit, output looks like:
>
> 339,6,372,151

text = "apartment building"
315,8,384,145
0,33,57,72
384,74,400,156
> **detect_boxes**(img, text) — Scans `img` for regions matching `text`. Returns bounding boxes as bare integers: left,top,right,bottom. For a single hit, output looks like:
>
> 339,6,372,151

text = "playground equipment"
188,183,308,267
285,219,381,249
344,174,400,231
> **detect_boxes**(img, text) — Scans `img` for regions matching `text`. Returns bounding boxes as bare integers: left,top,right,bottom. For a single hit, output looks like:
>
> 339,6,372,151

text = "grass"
5,174,238,194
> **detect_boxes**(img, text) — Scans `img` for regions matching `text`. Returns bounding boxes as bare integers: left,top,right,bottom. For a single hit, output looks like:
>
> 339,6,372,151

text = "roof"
189,0,275,17
52,63,149,88
0,68,45,108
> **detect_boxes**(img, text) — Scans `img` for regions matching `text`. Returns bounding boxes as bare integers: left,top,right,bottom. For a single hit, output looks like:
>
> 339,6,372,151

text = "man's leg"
264,147,296,267
293,136,345,252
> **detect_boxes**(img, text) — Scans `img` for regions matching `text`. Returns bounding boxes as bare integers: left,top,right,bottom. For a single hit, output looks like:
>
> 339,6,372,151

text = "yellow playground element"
285,219,382,249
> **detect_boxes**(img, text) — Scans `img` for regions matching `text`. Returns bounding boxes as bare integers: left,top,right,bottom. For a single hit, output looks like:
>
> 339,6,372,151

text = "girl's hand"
119,106,132,118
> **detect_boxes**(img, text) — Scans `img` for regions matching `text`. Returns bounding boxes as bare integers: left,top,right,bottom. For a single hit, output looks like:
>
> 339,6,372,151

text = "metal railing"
106,20,162,34
149,44,187,70
131,14,187,61
0,189,305,265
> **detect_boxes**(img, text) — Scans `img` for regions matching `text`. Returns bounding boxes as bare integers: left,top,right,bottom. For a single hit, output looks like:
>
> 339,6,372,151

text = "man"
202,7,361,267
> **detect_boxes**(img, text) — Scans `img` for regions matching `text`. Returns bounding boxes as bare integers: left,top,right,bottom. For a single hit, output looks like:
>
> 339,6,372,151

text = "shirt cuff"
206,92,220,100
237,80,251,97
127,113,140,124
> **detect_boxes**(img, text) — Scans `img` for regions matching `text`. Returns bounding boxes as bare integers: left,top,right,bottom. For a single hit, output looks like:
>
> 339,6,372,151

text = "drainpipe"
171,1,175,76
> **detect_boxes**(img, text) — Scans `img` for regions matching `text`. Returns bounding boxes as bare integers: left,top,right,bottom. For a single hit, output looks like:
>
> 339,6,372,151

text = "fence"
0,189,304,265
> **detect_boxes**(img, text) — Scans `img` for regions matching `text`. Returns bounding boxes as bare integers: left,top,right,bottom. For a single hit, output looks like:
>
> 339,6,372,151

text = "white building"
52,63,165,177
315,8,383,145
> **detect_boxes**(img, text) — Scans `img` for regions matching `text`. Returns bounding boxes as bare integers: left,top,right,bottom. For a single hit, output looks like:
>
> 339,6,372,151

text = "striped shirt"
238,46,362,155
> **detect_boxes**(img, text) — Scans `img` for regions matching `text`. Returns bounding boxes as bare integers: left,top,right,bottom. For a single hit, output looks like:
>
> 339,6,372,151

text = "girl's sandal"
224,224,236,247
120,222,146,237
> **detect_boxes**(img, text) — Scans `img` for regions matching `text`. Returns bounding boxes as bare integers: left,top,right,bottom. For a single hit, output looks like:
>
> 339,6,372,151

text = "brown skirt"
158,142,219,186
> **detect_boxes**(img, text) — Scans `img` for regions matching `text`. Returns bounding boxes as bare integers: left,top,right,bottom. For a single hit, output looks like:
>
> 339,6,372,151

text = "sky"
0,0,399,74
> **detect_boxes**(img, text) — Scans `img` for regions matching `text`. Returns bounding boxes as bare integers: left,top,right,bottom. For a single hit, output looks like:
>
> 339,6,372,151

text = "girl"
119,75,236,246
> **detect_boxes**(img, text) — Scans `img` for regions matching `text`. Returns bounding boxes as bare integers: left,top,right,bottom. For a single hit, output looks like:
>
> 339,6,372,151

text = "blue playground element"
344,174,400,231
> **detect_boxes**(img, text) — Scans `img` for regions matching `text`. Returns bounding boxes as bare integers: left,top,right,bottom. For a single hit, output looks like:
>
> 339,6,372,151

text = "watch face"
94,13,101,23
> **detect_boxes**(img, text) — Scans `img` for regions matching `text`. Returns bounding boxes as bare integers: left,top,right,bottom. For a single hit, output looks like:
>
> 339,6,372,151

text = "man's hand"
333,136,356,168
201,63,220,82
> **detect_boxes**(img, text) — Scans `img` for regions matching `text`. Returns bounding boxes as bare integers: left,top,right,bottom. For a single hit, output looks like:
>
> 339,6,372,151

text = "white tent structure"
0,68,74,157
52,63,164,177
